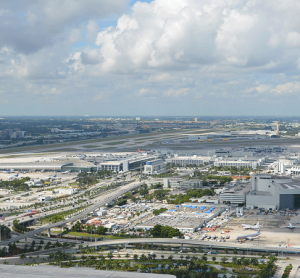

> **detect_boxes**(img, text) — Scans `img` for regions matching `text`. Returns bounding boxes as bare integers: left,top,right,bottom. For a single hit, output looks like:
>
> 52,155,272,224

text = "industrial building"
246,174,300,210
136,204,226,233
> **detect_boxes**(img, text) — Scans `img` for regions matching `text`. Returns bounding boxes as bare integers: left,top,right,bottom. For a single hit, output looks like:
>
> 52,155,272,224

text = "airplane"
8,172,19,180
286,223,299,229
208,139,213,142
60,170,71,174
222,138,230,141
46,173,57,180
236,228,261,241
198,140,205,142
241,222,261,230
138,149,146,153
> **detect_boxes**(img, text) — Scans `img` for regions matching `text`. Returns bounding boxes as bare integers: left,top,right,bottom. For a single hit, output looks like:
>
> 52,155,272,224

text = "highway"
0,181,144,246
0,180,113,226
87,238,300,255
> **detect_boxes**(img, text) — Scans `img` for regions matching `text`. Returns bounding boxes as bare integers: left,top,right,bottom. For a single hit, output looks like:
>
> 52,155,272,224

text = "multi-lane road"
0,181,144,246
87,238,300,255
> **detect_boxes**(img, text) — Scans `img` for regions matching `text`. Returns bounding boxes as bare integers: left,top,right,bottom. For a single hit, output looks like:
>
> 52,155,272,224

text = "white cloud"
255,84,271,94
271,81,300,95
2,0,300,115
164,88,189,97
138,88,150,96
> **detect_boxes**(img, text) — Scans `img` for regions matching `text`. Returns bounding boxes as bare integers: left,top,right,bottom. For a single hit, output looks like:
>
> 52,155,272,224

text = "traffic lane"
0,181,144,246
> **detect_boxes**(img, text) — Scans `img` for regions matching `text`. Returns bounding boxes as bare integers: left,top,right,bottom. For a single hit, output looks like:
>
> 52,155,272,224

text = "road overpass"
87,237,300,255
0,181,144,246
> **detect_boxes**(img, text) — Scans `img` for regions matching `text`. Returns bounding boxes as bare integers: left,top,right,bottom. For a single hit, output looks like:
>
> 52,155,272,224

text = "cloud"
94,92,108,100
2,0,300,115
271,81,300,95
138,88,150,96
164,88,189,97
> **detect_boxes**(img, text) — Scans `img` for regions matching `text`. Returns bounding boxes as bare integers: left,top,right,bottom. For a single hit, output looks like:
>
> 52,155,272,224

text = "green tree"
20,253,26,265
221,257,228,264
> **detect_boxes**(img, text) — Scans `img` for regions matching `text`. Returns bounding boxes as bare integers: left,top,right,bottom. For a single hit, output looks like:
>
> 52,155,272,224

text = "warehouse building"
246,174,300,210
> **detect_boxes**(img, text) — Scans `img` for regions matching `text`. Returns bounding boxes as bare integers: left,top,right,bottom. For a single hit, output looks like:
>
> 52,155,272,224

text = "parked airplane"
241,222,261,230
138,149,146,153
60,171,71,174
236,228,261,241
46,173,57,180
8,172,19,180
286,223,298,229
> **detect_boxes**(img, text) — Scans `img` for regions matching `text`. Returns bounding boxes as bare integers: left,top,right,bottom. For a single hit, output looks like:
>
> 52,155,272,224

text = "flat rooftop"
0,265,175,278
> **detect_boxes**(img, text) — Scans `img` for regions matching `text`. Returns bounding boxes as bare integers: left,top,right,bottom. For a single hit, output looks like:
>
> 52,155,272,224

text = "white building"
144,160,166,175
214,157,265,169
163,178,203,189
166,155,214,166
219,183,251,204
38,195,51,202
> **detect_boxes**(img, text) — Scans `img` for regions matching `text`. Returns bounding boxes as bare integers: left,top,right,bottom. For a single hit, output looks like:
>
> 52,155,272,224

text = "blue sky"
1,0,300,116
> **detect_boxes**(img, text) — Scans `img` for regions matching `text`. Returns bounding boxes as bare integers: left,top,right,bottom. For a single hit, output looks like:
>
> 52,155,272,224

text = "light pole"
90,225,93,242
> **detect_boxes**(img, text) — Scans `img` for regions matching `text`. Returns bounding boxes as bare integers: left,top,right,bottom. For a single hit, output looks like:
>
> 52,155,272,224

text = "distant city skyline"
1,1,300,116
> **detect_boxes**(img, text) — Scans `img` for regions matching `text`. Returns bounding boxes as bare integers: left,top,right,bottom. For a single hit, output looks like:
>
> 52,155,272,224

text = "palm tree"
125,253,129,258
180,255,184,260
212,256,216,262
161,255,164,259
185,255,191,261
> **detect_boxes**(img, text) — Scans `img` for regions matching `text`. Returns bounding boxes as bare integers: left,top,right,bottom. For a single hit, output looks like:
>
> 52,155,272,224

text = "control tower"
276,121,280,136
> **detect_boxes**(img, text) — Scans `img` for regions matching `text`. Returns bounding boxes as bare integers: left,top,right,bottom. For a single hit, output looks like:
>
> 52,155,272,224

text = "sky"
1,0,300,116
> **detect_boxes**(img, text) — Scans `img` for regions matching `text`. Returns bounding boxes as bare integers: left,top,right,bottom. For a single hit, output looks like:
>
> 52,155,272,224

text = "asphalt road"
87,238,300,255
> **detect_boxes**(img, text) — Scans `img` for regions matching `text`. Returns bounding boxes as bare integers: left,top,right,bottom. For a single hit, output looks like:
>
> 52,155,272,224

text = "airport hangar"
246,174,300,210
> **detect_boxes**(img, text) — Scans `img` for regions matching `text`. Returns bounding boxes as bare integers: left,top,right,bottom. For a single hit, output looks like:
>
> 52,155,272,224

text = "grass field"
66,231,105,238
83,145,100,148
105,141,128,145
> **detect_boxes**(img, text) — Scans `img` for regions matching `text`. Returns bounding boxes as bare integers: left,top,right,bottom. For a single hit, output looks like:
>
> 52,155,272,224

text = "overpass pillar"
151,243,153,249
47,229,51,238
181,243,183,250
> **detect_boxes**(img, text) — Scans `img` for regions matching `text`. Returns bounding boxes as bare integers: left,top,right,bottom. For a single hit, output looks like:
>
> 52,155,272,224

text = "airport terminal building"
246,174,300,210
